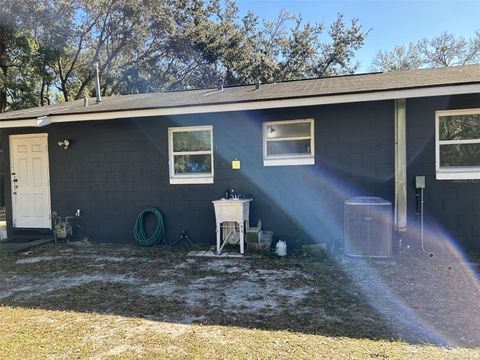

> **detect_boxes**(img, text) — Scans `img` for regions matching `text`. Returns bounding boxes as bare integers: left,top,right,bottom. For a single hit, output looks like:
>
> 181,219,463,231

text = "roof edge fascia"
1,82,479,128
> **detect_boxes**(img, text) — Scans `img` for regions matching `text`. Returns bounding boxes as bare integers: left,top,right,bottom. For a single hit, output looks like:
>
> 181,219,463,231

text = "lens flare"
135,112,480,346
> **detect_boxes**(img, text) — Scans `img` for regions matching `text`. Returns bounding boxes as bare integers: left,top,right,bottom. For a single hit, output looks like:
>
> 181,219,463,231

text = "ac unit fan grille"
344,197,392,257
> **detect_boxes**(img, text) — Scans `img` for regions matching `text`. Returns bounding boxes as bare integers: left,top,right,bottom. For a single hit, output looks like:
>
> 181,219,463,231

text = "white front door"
10,134,51,228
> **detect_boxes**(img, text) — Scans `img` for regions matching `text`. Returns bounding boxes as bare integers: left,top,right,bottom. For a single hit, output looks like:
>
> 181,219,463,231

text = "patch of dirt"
2,242,480,348
138,267,312,315
0,274,139,301
340,254,480,347
15,256,63,264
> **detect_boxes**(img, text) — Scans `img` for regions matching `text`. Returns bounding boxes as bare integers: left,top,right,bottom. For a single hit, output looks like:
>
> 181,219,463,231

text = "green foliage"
173,130,211,152
438,114,480,168
440,143,480,167
1,0,368,111
172,129,212,174
439,114,480,141
0,0,70,111
174,155,211,174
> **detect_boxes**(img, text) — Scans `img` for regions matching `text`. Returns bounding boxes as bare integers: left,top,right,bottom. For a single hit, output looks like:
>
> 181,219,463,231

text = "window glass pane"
173,130,211,152
440,143,480,167
266,122,311,139
174,154,212,174
267,139,311,156
439,114,480,141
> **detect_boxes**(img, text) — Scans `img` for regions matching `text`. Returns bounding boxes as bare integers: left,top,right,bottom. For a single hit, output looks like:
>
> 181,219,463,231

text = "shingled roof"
1,64,480,122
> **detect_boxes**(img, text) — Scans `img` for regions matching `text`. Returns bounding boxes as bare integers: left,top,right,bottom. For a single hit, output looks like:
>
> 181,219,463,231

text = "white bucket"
275,240,287,257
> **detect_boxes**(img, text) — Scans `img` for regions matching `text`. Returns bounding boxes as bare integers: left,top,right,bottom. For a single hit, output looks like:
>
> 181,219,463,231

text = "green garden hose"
133,208,165,246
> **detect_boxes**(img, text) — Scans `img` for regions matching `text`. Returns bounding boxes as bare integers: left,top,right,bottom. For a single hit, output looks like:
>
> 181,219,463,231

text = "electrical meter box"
415,176,425,189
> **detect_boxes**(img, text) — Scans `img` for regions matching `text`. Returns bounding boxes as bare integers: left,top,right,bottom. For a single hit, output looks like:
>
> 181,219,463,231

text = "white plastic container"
275,240,287,257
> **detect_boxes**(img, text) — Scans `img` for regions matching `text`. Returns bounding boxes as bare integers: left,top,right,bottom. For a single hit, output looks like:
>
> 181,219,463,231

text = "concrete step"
0,235,47,243
0,237,54,253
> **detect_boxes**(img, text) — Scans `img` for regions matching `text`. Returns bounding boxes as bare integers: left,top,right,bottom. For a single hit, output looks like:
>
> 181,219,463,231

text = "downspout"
394,99,407,247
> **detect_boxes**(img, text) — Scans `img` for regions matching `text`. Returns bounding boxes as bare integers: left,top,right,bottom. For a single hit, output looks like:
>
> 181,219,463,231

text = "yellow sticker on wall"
232,160,241,170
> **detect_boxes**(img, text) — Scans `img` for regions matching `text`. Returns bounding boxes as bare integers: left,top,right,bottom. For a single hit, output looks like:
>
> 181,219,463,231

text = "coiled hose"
133,208,165,246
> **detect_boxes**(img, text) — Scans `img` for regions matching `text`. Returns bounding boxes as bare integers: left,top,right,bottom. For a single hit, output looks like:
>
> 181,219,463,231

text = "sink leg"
240,223,245,255
216,223,221,254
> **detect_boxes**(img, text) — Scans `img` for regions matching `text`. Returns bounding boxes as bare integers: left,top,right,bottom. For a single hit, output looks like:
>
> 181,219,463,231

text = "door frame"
9,133,52,229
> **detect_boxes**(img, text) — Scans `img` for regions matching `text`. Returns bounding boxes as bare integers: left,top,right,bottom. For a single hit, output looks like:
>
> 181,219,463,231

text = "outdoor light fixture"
36,115,50,127
58,139,70,150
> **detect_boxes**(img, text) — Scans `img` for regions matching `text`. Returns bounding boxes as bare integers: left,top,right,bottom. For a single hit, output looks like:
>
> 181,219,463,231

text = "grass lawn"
2,306,478,360
0,242,479,359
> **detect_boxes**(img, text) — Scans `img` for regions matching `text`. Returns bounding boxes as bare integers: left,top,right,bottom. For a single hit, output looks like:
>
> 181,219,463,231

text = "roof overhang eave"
1,82,480,129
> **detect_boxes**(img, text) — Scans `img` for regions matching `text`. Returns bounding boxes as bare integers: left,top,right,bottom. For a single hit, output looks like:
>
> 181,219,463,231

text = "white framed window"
436,108,480,180
168,125,214,184
263,119,315,166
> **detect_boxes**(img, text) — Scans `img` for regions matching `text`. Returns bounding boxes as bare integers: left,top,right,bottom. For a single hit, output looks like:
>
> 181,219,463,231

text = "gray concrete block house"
1,65,480,253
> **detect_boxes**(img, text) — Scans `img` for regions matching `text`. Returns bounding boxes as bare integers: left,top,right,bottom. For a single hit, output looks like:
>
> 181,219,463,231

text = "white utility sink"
212,198,252,255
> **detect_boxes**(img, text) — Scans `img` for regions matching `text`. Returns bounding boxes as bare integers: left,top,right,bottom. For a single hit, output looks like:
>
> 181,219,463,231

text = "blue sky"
236,0,480,72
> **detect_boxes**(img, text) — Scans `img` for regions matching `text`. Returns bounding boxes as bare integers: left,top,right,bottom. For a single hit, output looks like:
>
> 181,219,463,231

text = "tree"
0,0,38,112
1,0,368,111
315,14,366,76
371,31,480,72
418,31,480,67
371,43,423,72
52,0,161,101
185,8,367,84
0,0,70,112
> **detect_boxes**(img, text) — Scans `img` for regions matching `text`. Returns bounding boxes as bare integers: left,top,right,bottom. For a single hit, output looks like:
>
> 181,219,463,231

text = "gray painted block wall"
406,94,480,252
3,101,395,248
